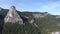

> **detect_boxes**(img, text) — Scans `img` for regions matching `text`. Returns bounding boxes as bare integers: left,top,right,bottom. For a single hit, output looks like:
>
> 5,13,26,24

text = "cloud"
0,0,16,8
0,0,16,5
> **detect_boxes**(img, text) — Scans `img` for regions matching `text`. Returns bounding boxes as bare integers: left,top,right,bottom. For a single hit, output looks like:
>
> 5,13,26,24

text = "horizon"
0,0,60,15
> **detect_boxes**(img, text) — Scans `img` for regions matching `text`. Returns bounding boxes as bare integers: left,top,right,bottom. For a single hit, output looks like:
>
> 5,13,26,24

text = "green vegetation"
2,23,40,34
0,8,60,34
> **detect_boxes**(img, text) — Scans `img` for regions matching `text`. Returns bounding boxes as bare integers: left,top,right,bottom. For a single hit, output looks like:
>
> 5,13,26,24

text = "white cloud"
0,0,15,4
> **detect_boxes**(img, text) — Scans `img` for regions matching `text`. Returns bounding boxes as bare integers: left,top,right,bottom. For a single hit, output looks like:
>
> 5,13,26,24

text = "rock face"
4,6,23,24
33,13,48,18
56,15,60,18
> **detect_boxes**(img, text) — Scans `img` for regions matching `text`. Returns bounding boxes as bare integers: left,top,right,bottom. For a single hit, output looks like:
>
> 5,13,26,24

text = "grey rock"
4,6,23,24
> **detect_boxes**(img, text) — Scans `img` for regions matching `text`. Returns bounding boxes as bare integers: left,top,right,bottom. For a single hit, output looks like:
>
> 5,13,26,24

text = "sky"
0,0,60,15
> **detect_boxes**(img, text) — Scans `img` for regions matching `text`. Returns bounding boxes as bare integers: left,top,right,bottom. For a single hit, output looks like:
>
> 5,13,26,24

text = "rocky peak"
4,6,23,24
9,6,16,12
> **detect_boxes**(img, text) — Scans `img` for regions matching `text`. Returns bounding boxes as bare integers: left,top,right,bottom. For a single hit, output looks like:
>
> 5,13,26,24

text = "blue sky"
0,0,60,15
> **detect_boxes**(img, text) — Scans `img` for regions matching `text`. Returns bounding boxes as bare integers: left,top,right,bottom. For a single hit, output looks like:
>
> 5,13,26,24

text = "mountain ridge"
0,8,60,34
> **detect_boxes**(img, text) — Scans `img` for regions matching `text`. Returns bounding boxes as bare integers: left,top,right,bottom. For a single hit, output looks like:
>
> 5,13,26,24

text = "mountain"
0,7,60,34
4,6,23,24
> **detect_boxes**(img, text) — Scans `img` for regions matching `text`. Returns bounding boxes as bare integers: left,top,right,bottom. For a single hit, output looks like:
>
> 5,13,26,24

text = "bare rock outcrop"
4,6,23,24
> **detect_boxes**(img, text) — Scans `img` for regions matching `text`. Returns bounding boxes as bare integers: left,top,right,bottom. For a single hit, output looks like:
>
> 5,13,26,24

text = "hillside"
0,8,60,34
